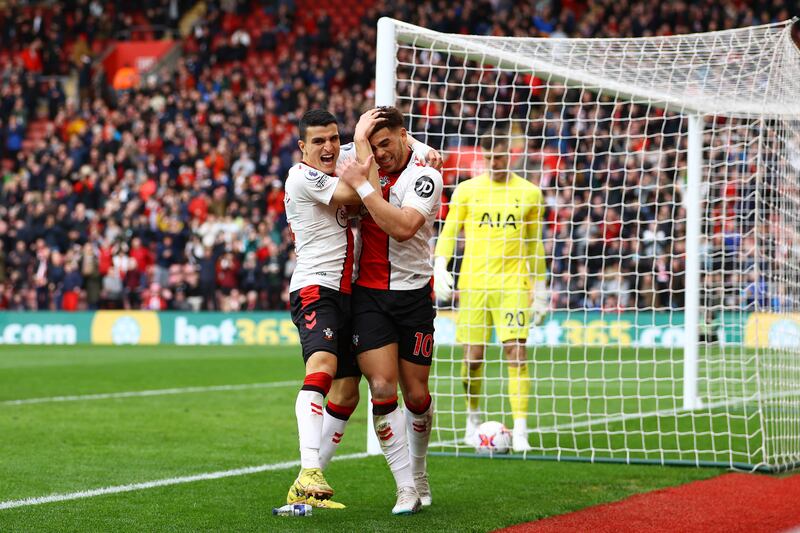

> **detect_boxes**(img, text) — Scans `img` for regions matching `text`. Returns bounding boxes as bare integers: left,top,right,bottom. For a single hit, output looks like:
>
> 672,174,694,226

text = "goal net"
376,18,800,470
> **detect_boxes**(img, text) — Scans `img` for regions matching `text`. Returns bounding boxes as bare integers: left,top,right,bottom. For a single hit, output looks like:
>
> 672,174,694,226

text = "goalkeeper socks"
461,361,484,411
319,400,355,470
372,396,415,490
404,393,433,476
295,372,333,470
507,363,530,421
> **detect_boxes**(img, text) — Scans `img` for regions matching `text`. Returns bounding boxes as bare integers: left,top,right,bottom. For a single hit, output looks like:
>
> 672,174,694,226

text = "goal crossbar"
390,18,800,118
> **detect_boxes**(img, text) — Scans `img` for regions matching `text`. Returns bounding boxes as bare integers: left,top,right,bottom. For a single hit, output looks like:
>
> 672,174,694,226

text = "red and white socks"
319,400,356,470
372,396,415,490
295,372,333,470
404,394,433,476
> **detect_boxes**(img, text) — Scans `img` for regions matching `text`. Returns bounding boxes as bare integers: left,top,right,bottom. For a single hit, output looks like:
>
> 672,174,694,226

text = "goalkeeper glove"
531,280,549,325
433,256,454,302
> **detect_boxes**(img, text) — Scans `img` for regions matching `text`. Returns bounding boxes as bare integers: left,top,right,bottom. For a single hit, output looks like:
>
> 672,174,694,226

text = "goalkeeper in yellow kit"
433,132,548,452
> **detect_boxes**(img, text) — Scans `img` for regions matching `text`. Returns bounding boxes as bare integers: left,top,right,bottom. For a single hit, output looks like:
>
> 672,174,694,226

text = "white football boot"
392,486,422,515
413,472,432,507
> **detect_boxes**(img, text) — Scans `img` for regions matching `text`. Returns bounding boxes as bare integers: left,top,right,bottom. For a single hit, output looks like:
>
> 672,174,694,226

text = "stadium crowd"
0,0,794,312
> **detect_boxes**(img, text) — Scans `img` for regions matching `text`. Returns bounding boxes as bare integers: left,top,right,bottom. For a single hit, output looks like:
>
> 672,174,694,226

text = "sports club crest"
352,334,359,346
323,327,334,340
335,206,348,228
379,175,390,188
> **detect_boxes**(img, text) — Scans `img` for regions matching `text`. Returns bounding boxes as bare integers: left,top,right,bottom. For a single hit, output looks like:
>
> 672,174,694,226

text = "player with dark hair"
339,107,443,515
282,108,371,509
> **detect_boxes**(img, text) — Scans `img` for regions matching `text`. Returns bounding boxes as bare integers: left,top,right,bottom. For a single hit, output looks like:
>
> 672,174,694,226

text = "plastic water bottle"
272,503,313,517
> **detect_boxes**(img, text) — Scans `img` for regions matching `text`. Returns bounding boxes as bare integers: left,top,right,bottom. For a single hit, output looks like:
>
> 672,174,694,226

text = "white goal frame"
369,17,800,470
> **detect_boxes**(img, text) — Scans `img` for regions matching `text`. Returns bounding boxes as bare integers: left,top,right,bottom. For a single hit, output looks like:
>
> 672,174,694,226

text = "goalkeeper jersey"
434,172,546,290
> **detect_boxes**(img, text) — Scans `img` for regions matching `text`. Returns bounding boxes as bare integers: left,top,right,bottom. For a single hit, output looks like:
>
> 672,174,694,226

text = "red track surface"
497,473,800,533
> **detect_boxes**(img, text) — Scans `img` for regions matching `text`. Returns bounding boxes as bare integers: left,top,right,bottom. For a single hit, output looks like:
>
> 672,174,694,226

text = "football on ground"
471,421,512,454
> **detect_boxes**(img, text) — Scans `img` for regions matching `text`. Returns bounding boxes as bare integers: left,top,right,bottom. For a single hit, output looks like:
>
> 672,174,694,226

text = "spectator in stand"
4,115,24,163
198,246,218,310
81,242,102,310
62,260,83,311
142,282,168,310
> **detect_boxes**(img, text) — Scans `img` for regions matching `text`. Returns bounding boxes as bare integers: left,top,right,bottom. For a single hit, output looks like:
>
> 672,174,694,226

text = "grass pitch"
0,345,724,532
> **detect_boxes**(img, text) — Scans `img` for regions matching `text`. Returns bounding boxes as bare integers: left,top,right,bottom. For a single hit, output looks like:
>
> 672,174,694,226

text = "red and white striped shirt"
355,151,443,291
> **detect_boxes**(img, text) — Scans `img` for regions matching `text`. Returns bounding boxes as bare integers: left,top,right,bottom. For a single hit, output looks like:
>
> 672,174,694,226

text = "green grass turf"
0,345,728,531
432,345,765,467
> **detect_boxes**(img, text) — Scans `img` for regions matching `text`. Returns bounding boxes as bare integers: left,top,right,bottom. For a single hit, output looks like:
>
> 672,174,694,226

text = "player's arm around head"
347,107,443,242
406,132,443,171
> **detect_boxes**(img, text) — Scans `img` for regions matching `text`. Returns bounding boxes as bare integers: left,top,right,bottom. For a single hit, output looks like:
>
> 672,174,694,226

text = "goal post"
374,17,800,470
684,113,703,411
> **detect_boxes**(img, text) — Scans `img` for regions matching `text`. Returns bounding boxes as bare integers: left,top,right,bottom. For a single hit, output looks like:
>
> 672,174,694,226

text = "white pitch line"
1,381,300,406
0,452,369,510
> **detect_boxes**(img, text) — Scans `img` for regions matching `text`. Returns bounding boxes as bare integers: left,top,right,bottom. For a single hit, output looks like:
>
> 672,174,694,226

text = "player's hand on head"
354,108,382,141
433,256,454,302
425,149,443,171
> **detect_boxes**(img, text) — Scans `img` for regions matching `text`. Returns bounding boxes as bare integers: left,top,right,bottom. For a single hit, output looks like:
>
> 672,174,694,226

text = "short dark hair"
299,109,338,141
372,106,405,135
479,121,512,150
480,130,511,151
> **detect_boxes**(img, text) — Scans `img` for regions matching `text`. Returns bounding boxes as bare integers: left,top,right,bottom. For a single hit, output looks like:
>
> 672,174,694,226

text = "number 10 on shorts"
413,332,433,357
